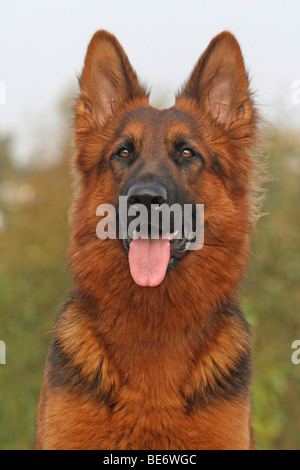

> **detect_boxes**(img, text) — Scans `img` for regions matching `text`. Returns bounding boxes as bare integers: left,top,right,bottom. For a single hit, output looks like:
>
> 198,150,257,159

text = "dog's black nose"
127,182,167,207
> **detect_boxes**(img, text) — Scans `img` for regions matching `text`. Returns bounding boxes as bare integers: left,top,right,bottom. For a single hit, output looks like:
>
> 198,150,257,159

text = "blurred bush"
0,126,73,449
0,114,299,449
241,128,300,449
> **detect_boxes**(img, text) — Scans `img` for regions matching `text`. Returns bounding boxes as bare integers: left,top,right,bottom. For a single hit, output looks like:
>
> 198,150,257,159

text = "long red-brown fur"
36,30,261,450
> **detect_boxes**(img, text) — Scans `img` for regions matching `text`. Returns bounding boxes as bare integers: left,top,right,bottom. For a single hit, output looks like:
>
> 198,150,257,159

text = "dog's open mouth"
122,229,187,287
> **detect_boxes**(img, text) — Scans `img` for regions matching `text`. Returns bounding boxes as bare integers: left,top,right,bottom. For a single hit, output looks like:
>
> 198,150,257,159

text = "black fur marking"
46,290,116,407
210,153,228,179
47,336,116,407
183,349,252,413
183,306,252,412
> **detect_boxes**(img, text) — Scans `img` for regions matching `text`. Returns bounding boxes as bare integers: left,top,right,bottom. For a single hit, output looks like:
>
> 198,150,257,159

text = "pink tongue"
129,238,170,287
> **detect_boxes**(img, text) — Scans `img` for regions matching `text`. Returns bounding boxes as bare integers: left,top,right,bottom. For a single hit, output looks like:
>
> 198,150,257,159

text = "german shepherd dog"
36,30,260,450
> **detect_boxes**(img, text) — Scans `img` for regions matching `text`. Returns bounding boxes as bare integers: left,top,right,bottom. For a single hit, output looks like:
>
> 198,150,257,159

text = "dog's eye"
181,148,195,159
117,148,131,158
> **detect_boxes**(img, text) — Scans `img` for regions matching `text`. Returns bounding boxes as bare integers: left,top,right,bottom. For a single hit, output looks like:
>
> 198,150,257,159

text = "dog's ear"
77,30,148,128
177,32,253,128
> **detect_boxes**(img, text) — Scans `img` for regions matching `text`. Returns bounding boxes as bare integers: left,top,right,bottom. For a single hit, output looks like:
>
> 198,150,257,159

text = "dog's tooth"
170,230,179,240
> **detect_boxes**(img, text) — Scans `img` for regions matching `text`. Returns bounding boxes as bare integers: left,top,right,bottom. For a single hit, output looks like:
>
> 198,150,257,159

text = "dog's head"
70,30,258,299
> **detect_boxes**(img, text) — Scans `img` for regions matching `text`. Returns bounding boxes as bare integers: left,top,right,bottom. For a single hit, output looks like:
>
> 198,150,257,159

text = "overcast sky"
1,0,300,163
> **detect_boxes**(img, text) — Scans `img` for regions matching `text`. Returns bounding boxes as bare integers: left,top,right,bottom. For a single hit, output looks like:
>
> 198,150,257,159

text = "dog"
36,29,260,449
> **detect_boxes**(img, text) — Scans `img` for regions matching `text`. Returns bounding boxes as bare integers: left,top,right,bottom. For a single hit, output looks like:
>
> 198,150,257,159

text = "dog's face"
110,106,206,282
71,30,257,293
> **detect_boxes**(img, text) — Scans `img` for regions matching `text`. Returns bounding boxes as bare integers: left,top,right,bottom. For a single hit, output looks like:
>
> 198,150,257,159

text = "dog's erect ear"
77,30,147,127
177,32,252,128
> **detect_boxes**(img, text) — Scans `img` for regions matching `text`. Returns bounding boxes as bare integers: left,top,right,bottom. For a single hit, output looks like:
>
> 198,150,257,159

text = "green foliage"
241,128,300,450
0,138,73,449
0,125,299,449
